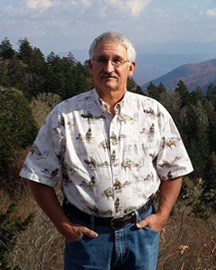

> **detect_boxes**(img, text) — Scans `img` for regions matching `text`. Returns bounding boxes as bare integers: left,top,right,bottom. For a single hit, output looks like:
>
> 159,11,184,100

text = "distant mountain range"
133,52,216,86
142,59,216,91
61,40,216,90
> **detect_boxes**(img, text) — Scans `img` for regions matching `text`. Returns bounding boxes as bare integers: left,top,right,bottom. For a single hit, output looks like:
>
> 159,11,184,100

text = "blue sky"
1,0,216,55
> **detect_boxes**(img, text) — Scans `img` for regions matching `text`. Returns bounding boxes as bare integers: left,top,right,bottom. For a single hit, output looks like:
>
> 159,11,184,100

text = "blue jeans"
64,205,160,270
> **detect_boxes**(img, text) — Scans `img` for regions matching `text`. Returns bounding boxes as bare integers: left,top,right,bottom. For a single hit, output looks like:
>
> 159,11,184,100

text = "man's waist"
62,195,154,230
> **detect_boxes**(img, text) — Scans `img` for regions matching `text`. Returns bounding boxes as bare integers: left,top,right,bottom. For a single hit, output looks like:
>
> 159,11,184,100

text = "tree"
144,82,160,101
0,86,37,181
159,90,182,128
30,92,62,126
44,52,66,96
25,47,47,97
0,202,33,269
206,84,216,110
18,38,33,64
175,80,191,108
203,152,216,211
127,77,143,94
184,101,209,179
0,37,15,60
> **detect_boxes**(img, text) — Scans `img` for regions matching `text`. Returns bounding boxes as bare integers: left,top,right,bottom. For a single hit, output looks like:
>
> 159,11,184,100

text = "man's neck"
96,89,125,115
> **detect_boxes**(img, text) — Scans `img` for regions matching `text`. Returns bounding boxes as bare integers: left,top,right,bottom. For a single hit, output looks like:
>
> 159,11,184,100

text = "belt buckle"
110,212,136,230
110,217,124,230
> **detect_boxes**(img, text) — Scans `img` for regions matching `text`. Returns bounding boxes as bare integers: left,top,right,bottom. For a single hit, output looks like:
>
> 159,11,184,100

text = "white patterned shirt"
20,89,193,217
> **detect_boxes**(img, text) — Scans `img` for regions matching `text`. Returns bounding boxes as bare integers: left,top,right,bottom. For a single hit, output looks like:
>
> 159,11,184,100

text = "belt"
63,196,153,230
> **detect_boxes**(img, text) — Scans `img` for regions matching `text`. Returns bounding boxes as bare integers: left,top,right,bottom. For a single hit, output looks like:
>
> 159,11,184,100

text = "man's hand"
28,181,98,242
136,212,168,232
57,221,98,242
136,177,183,232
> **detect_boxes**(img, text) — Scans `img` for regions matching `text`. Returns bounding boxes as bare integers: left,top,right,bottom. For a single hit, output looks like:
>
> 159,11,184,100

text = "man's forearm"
29,181,72,229
157,177,182,222
29,181,98,241
136,177,182,230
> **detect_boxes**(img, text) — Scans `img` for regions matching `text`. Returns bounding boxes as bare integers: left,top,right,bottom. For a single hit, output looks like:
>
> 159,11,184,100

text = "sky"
1,0,216,56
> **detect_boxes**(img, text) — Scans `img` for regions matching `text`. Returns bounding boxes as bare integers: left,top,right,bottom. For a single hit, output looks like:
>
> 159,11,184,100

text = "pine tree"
0,86,37,181
0,37,15,59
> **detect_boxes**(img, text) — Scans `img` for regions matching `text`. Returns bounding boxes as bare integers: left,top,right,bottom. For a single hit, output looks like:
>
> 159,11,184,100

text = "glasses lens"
93,56,128,67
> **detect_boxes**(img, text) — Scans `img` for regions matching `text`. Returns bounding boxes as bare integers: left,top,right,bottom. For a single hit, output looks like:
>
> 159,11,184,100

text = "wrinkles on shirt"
20,89,193,217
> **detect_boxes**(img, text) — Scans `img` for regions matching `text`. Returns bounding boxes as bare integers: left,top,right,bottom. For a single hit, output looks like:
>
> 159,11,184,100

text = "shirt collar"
93,88,128,114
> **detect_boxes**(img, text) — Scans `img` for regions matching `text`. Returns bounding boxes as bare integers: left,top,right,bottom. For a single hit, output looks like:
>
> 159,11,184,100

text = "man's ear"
88,59,93,74
128,61,136,77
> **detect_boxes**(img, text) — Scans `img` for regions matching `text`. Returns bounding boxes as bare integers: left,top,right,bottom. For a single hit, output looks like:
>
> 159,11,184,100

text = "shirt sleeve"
19,108,65,187
156,111,193,180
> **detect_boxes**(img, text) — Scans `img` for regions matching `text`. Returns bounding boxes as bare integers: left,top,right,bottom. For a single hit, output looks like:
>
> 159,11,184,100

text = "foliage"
30,92,62,126
127,77,143,93
1,37,216,214
0,38,92,99
143,82,216,215
0,38,15,60
0,36,216,269
0,200,33,270
0,86,37,184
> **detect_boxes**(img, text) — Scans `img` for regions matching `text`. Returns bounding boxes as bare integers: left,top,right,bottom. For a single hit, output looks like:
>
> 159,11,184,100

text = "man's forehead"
94,40,127,55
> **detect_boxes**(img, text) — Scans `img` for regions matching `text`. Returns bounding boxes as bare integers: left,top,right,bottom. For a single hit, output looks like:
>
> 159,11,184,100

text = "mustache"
100,72,118,79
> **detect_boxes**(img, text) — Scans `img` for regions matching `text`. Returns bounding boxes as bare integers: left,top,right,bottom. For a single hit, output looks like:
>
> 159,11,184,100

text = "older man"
20,31,193,270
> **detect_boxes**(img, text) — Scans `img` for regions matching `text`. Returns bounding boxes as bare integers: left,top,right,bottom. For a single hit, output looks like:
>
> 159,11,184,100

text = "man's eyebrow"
96,54,124,59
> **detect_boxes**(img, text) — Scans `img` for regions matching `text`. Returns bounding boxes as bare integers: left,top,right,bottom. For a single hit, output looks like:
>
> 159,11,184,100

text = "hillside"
67,40,216,86
133,53,216,86
142,59,216,91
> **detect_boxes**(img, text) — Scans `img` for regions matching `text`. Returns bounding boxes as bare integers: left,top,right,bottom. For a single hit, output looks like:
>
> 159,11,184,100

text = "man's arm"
29,181,98,241
136,177,182,231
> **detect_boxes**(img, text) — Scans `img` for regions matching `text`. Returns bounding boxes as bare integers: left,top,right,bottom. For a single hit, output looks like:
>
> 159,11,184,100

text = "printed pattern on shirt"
20,89,193,217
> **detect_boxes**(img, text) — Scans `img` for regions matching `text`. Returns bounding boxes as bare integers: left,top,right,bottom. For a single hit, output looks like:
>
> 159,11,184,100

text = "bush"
0,198,33,269
0,86,37,188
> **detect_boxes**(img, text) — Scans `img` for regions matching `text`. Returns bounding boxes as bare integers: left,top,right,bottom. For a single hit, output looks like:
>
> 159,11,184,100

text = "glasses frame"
92,56,130,68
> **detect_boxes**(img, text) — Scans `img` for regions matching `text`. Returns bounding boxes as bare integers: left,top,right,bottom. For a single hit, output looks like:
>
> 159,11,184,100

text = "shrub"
0,198,33,269
0,86,37,189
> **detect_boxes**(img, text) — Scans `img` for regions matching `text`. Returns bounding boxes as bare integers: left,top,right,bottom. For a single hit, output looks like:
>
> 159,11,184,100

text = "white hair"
88,31,136,62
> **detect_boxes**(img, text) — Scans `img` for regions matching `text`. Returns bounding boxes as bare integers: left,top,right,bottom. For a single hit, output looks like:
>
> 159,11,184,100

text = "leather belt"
63,196,153,230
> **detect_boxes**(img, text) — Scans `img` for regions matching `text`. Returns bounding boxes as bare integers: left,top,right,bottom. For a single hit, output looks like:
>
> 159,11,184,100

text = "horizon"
1,0,216,55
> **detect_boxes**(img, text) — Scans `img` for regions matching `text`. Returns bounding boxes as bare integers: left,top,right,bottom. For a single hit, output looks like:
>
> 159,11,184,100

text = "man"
20,31,193,270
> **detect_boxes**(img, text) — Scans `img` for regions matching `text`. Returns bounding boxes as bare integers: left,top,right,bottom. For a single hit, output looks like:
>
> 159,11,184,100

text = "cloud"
24,0,151,16
26,0,53,10
206,8,216,17
105,0,151,16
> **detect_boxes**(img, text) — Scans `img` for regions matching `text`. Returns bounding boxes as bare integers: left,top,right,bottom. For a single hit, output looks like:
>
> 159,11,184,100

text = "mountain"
142,59,216,91
133,52,216,86
59,40,216,87
133,41,216,86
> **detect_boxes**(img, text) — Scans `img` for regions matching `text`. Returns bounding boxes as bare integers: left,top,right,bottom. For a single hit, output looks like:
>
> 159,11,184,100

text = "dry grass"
158,215,216,270
3,190,216,270
5,194,64,270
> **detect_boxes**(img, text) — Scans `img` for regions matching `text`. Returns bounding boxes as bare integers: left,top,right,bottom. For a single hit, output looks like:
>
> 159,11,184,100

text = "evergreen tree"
127,77,143,94
206,84,216,109
0,37,15,59
25,47,47,97
145,82,160,101
18,38,33,64
190,86,204,105
0,202,33,269
0,86,37,180
175,80,191,108
184,101,209,179
203,152,216,211
45,52,66,96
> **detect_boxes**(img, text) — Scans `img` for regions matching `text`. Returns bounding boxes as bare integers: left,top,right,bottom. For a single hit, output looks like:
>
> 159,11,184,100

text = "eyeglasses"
92,56,130,68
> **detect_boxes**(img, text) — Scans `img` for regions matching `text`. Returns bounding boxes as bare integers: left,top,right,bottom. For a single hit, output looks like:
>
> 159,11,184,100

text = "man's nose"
103,60,115,73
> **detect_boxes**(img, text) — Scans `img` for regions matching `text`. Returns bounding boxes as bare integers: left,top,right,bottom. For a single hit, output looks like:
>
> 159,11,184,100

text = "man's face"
88,40,135,95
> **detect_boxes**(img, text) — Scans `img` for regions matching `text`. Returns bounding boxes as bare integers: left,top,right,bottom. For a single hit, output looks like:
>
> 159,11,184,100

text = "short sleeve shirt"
20,89,193,217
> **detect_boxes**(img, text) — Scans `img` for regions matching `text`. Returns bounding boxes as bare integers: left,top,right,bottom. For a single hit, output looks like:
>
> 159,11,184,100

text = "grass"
3,189,216,270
